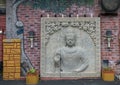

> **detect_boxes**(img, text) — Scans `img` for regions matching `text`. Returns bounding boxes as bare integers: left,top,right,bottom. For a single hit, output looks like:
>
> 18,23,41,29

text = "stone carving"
41,17,101,78
44,20,97,45
54,28,88,72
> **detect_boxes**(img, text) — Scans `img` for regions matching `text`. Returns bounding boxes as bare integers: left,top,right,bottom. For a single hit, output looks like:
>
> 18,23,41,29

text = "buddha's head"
65,28,76,47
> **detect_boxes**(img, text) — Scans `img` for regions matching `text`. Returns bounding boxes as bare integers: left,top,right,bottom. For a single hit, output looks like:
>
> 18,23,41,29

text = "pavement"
0,76,120,85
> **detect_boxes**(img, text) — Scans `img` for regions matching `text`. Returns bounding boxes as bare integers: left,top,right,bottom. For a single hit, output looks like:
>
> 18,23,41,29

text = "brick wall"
17,3,98,73
0,15,5,62
101,16,120,69
17,5,41,71
17,0,120,79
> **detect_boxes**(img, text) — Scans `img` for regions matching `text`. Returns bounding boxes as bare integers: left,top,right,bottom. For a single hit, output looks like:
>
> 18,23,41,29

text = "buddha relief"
54,28,89,72
41,17,101,78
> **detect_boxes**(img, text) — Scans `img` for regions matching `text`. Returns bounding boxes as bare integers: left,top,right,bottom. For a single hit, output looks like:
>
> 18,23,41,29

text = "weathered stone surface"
40,17,101,78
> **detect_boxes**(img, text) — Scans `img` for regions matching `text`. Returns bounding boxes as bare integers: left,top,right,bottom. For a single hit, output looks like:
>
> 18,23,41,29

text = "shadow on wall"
0,61,3,76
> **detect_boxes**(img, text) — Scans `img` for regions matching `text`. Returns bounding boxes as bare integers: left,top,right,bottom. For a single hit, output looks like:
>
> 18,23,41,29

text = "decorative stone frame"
40,17,101,78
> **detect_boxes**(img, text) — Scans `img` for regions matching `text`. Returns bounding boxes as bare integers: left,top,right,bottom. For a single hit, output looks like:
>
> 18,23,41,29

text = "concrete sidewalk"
0,77,120,85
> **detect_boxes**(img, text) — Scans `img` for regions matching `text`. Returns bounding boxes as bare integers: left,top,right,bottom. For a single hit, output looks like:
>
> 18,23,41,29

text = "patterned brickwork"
3,39,21,80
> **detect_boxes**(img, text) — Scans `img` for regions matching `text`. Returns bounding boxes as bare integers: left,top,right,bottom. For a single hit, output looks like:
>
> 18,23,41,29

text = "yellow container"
26,73,39,85
102,70,115,81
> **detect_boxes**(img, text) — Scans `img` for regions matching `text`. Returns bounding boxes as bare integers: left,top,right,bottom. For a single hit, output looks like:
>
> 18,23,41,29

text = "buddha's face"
66,35,76,47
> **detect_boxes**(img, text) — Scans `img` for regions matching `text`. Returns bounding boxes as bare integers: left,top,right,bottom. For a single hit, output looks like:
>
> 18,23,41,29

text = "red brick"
0,15,5,62
17,3,120,80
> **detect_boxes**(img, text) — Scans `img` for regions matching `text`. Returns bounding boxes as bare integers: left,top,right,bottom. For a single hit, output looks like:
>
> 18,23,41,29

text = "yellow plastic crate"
3,73,9,79
7,61,14,66
15,67,20,72
26,73,39,85
15,73,20,79
102,70,115,81
3,67,9,72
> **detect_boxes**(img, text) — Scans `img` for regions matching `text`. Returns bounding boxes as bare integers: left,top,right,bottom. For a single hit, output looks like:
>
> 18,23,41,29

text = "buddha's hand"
54,55,60,67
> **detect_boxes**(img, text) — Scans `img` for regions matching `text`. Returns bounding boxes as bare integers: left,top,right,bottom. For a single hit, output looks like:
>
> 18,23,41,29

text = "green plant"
28,68,36,74
26,68,39,84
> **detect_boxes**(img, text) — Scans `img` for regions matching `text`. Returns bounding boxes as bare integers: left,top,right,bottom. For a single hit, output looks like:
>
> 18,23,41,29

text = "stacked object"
3,39,21,80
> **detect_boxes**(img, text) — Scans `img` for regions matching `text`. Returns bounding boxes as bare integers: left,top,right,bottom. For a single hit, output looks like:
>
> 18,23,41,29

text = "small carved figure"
54,28,89,72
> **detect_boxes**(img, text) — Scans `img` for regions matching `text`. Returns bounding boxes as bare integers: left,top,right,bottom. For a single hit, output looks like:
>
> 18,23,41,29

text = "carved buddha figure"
54,28,89,72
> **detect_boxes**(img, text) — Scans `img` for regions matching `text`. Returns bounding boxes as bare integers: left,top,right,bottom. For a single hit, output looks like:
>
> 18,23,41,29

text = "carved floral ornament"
43,18,98,45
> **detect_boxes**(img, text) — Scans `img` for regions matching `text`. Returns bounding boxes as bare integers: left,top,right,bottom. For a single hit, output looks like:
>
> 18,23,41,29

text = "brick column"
3,39,21,80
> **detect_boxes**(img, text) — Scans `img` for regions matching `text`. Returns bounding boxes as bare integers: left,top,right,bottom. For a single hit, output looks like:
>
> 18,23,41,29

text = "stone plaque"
40,17,101,78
